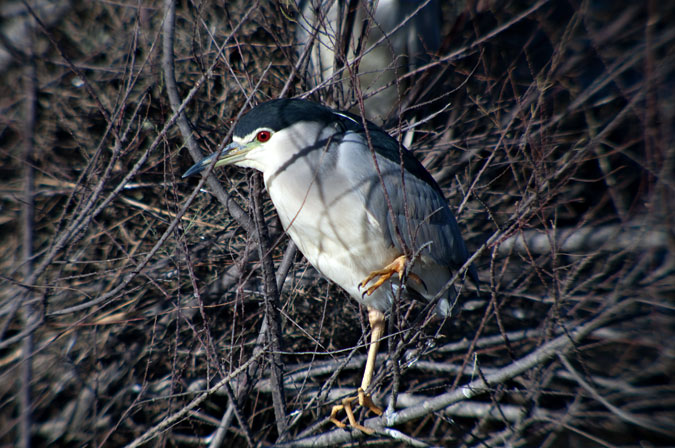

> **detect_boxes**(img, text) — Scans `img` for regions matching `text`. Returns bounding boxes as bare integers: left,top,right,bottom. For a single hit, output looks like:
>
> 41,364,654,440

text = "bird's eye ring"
256,130,272,142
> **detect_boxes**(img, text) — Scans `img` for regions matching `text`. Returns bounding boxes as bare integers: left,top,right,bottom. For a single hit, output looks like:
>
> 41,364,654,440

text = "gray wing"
343,129,473,275
379,158,471,272
383,163,470,271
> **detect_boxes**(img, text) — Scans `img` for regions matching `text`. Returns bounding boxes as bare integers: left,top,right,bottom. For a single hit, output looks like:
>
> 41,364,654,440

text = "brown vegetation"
0,0,673,446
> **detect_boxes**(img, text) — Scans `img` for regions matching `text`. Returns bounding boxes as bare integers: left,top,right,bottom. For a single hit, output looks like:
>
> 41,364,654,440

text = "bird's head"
182,99,351,178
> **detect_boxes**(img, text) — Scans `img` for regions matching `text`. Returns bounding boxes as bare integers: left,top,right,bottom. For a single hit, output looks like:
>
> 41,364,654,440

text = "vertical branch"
162,0,253,232
250,173,288,439
162,0,198,155
162,1,257,442
20,26,39,448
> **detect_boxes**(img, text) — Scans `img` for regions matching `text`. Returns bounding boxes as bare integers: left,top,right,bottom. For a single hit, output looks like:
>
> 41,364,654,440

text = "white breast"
258,127,398,309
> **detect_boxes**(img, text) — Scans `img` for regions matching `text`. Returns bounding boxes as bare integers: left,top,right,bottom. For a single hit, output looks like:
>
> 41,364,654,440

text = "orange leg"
329,308,385,434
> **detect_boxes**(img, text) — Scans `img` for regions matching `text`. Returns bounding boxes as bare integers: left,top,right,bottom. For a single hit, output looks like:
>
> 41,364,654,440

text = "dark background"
0,0,673,446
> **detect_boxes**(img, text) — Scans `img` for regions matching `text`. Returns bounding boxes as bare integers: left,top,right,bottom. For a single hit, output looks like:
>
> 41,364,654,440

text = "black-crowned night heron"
183,98,476,432
296,0,441,124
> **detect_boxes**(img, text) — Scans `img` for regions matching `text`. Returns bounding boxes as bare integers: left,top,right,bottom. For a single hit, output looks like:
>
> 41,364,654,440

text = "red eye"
256,130,272,142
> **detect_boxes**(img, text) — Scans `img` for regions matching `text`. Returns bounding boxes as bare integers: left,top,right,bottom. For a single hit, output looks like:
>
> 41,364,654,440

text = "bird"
183,98,477,433
295,0,441,125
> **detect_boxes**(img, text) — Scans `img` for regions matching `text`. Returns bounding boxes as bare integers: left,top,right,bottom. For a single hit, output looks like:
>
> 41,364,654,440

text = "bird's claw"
358,255,426,296
329,387,383,434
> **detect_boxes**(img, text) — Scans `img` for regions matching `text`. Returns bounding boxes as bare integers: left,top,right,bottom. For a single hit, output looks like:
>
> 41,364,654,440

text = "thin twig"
19,22,38,448
251,173,288,440
275,299,633,446
124,348,267,448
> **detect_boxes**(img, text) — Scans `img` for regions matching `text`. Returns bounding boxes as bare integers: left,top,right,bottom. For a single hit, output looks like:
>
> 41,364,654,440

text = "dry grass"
0,0,673,446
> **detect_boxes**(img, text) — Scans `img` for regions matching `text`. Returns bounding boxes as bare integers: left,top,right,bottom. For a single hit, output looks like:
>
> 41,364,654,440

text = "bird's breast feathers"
264,151,398,298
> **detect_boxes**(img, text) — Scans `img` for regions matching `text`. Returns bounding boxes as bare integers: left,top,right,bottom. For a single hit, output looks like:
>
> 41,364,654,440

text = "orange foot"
359,255,425,296
329,387,383,434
